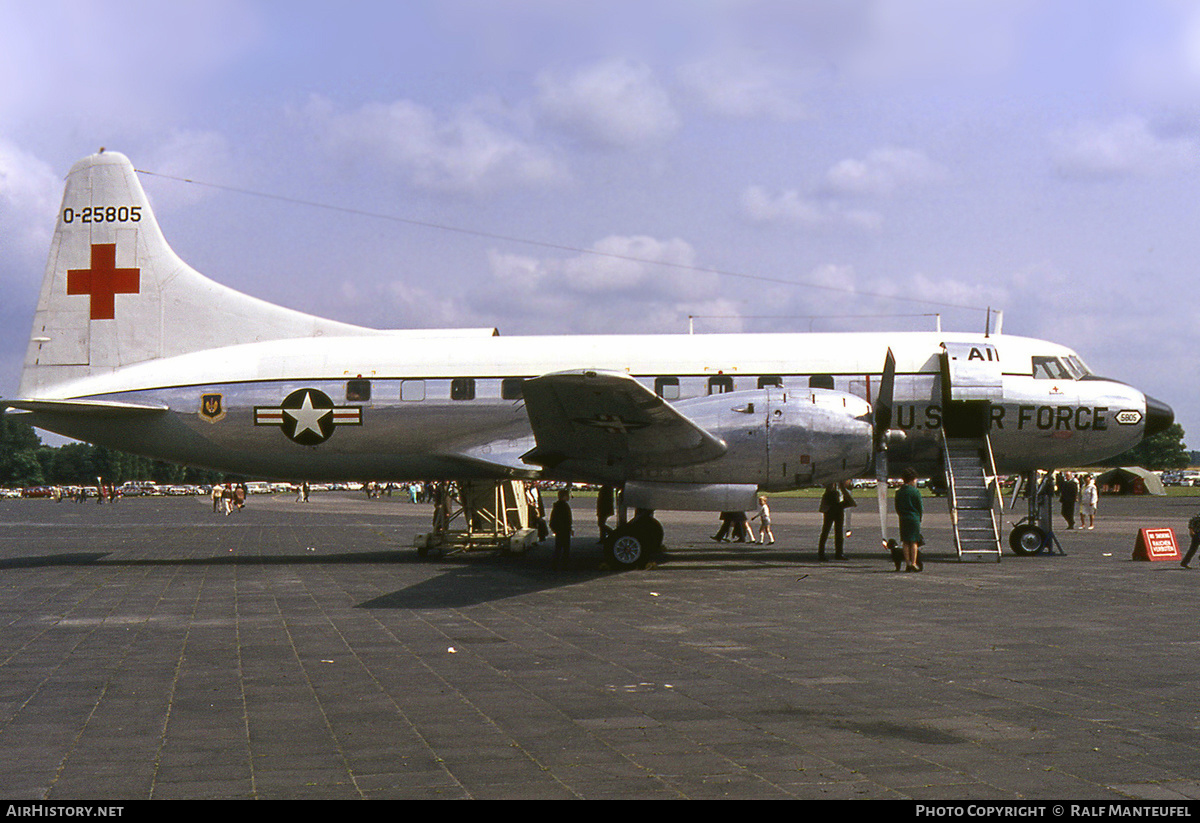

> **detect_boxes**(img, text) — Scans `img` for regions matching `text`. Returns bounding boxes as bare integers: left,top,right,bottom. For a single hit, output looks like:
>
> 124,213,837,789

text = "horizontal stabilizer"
3,397,168,417
520,370,726,480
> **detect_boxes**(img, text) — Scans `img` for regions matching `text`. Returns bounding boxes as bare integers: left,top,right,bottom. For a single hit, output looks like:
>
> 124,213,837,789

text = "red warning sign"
1132,528,1179,561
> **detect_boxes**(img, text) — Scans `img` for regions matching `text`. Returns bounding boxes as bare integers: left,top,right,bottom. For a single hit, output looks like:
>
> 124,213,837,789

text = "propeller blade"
876,446,889,544
874,348,896,549
873,348,896,453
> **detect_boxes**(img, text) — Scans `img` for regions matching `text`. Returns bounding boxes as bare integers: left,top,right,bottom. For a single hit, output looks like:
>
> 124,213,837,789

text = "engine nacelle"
638,387,873,491
764,387,874,489
625,481,760,512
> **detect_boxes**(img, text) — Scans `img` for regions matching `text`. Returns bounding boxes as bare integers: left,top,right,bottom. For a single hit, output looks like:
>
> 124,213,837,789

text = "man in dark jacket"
818,480,855,561
550,489,573,571
1182,512,1200,568
1059,472,1079,530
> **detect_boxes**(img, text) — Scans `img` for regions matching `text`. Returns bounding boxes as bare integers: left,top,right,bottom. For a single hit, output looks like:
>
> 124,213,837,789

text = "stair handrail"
939,427,964,556
981,432,1004,556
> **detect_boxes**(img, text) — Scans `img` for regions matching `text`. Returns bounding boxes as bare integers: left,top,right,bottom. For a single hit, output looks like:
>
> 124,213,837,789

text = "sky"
1,0,1197,443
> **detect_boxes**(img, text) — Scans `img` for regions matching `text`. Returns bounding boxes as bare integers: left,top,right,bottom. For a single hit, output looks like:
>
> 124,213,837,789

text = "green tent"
1095,467,1165,496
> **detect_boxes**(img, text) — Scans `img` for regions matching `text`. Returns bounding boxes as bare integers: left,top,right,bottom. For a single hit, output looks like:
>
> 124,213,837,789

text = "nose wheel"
1009,523,1047,555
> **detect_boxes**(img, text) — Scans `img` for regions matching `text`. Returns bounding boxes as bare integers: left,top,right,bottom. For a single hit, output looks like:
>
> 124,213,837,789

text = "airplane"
3,150,1175,567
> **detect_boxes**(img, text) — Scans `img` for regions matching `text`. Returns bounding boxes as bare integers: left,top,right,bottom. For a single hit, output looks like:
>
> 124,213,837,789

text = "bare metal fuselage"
18,330,1157,488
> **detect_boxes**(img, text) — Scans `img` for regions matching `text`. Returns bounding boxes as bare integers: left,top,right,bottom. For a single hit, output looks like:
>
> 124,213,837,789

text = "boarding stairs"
941,432,1003,562
413,480,540,556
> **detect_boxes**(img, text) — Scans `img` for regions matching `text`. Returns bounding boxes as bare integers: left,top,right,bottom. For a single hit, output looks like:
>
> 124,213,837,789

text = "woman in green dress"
895,467,924,572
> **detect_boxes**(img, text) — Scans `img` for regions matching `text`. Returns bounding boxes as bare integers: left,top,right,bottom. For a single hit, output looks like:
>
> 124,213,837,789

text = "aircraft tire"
605,519,663,570
1009,524,1046,555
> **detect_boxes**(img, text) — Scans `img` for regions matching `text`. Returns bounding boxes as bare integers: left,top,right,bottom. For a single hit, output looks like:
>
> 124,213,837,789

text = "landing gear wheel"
604,518,663,570
1009,524,1046,556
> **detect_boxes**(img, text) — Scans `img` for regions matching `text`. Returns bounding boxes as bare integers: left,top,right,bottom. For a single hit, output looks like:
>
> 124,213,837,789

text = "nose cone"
1144,395,1175,438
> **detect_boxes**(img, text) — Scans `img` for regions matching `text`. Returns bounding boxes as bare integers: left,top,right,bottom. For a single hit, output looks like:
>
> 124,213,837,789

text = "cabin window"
655,376,680,400
346,379,371,402
501,378,527,400
809,375,835,390
451,377,476,400
708,375,734,395
757,375,782,389
400,380,425,402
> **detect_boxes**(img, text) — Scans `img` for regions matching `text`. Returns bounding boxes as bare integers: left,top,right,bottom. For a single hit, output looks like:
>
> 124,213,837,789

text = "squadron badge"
255,388,362,445
199,393,225,423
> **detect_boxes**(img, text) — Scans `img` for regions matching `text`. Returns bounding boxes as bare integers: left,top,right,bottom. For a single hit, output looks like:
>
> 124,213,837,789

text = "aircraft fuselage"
19,330,1161,487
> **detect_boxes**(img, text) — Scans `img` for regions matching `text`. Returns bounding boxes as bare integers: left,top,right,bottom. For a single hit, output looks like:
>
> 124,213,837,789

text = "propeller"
873,349,900,564
873,348,896,455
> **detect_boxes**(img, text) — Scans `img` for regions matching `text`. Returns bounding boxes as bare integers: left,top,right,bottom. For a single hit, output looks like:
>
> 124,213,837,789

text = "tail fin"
19,150,375,398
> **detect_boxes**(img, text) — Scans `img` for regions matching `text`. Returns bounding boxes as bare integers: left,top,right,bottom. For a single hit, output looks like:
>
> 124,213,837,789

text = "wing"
3,397,168,417
519,370,726,482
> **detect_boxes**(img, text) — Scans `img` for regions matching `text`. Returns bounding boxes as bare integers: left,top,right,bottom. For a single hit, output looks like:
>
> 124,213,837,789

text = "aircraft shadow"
0,550,412,569
0,552,113,569
0,547,608,610
661,544,961,568
360,562,607,610
1,543,967,611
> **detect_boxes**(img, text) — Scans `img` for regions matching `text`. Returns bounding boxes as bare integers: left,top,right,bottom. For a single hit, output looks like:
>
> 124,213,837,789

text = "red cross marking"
66,243,140,320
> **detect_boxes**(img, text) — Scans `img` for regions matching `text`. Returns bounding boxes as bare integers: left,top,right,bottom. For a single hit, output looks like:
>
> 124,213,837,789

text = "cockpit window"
1065,355,1092,378
1032,356,1073,380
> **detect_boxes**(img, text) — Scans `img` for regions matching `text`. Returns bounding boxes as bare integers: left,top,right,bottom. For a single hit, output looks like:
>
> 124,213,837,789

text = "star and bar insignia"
571,413,650,435
255,388,362,445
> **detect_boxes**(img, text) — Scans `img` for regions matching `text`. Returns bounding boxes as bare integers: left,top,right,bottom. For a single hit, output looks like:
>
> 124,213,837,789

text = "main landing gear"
603,509,664,570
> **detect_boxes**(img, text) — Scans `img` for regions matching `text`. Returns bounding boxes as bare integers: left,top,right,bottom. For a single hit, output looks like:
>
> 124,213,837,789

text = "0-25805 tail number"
61,206,142,224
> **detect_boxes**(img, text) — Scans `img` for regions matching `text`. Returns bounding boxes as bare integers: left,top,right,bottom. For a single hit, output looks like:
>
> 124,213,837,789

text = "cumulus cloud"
145,130,232,177
994,257,1193,399
535,58,680,148
821,147,948,197
1050,116,1198,179
0,141,60,396
841,0,1031,86
739,146,943,234
0,141,60,268
490,234,709,297
1119,3,1200,108
740,185,882,231
561,235,706,295
741,186,821,224
478,234,730,333
676,54,809,121
327,276,487,332
137,130,236,210
303,95,567,195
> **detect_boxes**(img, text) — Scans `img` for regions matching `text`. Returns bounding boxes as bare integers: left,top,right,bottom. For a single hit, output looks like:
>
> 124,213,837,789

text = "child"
752,496,774,544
